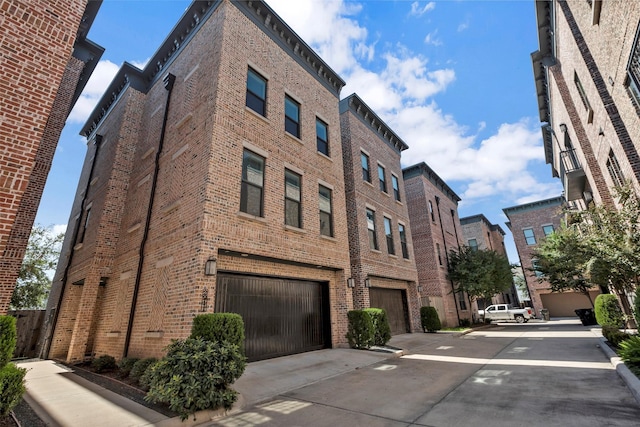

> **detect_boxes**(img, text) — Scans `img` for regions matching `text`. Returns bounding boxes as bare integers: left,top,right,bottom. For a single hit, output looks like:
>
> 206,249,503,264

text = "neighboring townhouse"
0,0,103,314
340,94,421,335
403,163,467,327
459,214,518,308
503,196,600,317
43,0,353,363
532,0,640,209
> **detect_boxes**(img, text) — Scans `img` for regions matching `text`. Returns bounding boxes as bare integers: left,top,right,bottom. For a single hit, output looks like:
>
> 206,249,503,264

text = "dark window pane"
384,217,394,255
378,165,387,193
285,96,300,138
392,175,400,201
285,199,301,228
246,68,266,116
316,119,329,156
367,209,378,250
319,185,333,237
241,183,263,217
285,170,301,228
361,153,370,182
241,150,264,217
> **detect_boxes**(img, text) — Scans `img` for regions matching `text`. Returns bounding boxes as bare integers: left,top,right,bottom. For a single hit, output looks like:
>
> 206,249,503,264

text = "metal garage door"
215,274,330,361
369,287,410,335
540,291,600,317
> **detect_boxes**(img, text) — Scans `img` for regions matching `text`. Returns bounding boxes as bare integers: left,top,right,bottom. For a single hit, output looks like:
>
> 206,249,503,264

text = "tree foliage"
447,246,515,304
10,224,64,310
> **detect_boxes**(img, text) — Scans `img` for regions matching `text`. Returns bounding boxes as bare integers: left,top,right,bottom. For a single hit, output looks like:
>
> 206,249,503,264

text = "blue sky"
36,0,563,262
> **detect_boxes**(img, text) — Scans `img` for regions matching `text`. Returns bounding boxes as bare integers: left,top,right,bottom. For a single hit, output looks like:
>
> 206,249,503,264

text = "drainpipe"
42,134,103,358
123,73,176,358
435,196,461,324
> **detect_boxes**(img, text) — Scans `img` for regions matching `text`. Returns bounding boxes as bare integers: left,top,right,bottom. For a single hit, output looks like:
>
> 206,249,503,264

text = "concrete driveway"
211,319,640,427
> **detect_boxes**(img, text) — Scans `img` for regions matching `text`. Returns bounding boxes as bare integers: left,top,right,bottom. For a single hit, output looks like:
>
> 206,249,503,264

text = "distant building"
503,196,599,317
403,163,467,327
0,1,103,314
459,214,518,308
340,93,421,335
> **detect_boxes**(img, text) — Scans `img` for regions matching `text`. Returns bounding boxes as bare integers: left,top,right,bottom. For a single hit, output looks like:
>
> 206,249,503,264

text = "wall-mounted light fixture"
364,278,371,288
347,278,355,288
559,123,568,133
417,285,423,293
204,258,217,276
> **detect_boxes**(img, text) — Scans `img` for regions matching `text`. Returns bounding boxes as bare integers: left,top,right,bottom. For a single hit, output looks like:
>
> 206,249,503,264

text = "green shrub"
420,306,441,333
364,308,391,346
0,363,26,416
346,310,374,349
191,313,245,352
0,316,17,368
459,318,471,328
594,294,624,327
130,358,157,382
91,355,116,373
145,338,246,420
634,287,640,328
117,357,139,378
138,360,160,392
602,325,631,347
619,335,640,366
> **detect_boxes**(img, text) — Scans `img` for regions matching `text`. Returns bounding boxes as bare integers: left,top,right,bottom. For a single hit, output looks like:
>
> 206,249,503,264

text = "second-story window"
468,239,478,251
366,208,378,250
436,243,443,266
285,169,302,228
523,228,536,245
319,185,333,237
316,118,329,156
240,149,265,217
285,95,300,138
246,67,267,116
392,174,400,201
384,217,395,255
78,207,91,244
429,200,435,222
378,164,387,193
361,152,371,182
542,225,554,236
574,71,593,123
607,149,625,187
399,223,409,259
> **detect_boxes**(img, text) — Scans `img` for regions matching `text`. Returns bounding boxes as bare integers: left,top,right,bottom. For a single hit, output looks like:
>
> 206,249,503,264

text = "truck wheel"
515,315,525,323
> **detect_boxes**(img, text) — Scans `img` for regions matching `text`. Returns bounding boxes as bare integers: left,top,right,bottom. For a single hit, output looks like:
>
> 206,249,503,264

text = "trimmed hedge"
602,325,631,348
191,313,245,352
91,355,117,373
619,335,640,366
364,308,391,346
0,316,17,368
594,294,624,327
346,310,374,349
420,306,441,333
131,358,157,383
0,364,26,417
145,338,246,420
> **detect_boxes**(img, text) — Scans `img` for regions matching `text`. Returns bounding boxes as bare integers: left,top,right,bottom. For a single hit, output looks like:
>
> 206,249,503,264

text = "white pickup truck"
478,304,533,323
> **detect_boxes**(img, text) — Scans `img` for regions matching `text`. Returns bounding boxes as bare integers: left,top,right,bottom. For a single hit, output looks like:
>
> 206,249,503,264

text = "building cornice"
460,213,506,236
502,195,564,218
402,162,461,204
339,93,409,154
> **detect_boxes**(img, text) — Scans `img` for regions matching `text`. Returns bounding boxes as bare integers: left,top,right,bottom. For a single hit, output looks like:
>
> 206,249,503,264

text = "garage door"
540,291,600,317
215,274,330,361
369,287,409,335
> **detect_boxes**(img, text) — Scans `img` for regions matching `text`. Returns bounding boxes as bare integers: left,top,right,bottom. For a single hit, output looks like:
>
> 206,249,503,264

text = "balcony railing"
560,149,586,201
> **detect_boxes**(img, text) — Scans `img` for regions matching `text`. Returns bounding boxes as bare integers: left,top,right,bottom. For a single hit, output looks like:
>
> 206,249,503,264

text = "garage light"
364,278,371,288
347,278,355,288
204,258,217,276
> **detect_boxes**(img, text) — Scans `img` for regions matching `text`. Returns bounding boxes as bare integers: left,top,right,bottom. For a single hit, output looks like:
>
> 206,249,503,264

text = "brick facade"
0,0,102,314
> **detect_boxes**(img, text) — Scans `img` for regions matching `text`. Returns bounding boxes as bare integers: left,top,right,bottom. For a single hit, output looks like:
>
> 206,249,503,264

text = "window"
607,149,625,187
574,71,594,123
391,174,400,201
378,165,387,193
436,243,442,266
285,95,300,138
361,152,371,182
366,208,378,250
399,223,409,259
468,239,478,251
78,207,91,243
532,259,544,278
246,67,267,116
240,150,265,217
384,217,395,255
319,185,333,237
629,24,640,111
523,228,536,245
458,291,467,310
428,200,435,222
542,225,554,236
285,169,301,228
316,118,329,156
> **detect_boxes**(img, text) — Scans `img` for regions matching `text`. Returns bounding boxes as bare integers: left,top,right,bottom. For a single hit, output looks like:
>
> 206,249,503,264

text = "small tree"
420,306,441,332
594,294,624,327
11,224,64,310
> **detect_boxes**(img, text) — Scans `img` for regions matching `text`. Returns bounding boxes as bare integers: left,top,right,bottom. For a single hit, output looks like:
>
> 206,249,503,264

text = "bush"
191,313,245,351
0,364,26,417
364,308,391,346
130,358,157,383
346,310,374,349
138,360,160,392
117,357,139,378
602,325,631,348
91,355,116,373
459,318,471,328
634,287,640,328
145,338,246,420
0,316,17,368
421,306,441,333
619,335,640,367
594,294,624,327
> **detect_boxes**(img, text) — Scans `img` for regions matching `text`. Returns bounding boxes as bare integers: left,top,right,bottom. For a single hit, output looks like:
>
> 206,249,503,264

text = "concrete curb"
598,337,640,406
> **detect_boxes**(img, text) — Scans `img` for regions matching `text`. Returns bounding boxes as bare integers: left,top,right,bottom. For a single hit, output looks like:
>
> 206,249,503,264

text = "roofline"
339,93,409,154
459,213,506,236
402,162,461,203
502,195,564,218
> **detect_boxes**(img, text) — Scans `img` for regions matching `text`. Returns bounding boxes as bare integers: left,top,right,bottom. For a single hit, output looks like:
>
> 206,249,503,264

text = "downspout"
43,134,103,358
123,73,176,358
435,196,461,324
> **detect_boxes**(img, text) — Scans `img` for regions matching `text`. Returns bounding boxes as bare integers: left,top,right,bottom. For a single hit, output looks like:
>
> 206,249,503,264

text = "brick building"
532,0,640,208
403,163,468,327
340,93,420,335
0,0,103,314
503,196,599,317
459,214,518,308
43,0,354,363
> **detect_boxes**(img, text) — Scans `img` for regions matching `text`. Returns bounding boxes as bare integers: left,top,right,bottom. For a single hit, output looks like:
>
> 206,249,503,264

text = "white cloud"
52,224,67,236
458,21,469,32
67,60,119,124
424,31,442,46
410,1,436,17
129,58,150,70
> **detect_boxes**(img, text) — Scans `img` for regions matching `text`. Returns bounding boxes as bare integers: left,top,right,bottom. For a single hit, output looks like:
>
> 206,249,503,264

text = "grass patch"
441,327,470,332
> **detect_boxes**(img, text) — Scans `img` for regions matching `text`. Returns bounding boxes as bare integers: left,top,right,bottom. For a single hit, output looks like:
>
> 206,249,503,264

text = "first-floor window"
285,169,301,228
399,223,409,259
458,291,467,311
384,217,395,255
240,149,265,217
436,243,442,266
367,208,378,250
319,185,333,237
